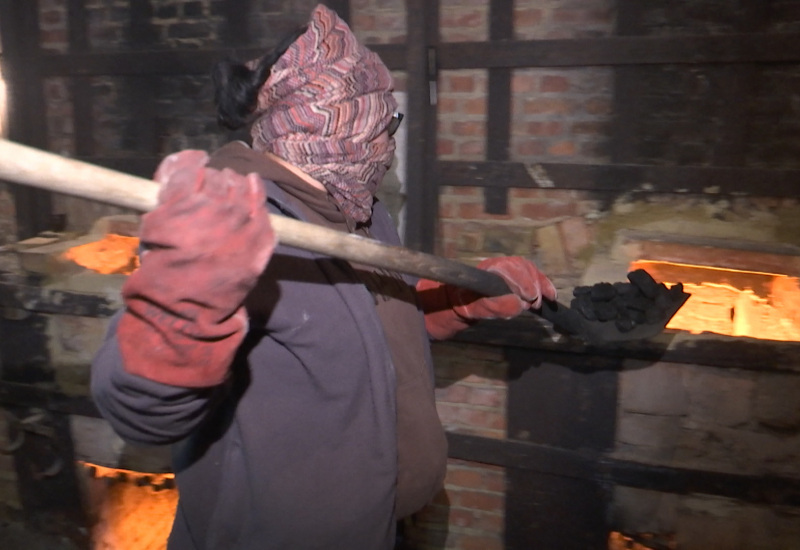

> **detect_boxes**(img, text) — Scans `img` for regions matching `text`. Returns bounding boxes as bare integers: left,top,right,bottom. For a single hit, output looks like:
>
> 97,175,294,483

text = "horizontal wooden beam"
437,32,800,69
80,156,800,198
439,160,800,197
39,44,407,77
39,33,800,77
448,432,800,507
451,316,800,373
0,380,100,417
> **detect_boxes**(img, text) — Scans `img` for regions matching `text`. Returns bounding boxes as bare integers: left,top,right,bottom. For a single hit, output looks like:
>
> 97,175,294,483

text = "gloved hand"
117,150,275,387
416,256,557,340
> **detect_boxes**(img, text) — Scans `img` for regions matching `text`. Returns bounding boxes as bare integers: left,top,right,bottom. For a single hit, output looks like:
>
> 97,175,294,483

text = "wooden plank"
129,0,158,46
451,317,800,373
322,0,350,24
220,0,253,46
39,44,408,76
67,0,94,158
66,0,89,51
403,0,439,252
38,32,800,77
438,160,800,197
448,432,800,507
507,349,618,452
9,408,89,544
0,381,101,417
484,0,513,215
0,0,53,238
128,2,159,158
436,32,800,69
609,66,639,164
615,0,647,36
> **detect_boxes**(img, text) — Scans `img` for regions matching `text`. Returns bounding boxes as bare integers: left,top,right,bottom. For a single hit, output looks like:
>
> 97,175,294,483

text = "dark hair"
212,26,307,130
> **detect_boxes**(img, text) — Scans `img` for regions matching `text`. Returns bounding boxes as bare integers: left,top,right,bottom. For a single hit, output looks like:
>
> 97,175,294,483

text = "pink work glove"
117,150,275,387
417,256,557,340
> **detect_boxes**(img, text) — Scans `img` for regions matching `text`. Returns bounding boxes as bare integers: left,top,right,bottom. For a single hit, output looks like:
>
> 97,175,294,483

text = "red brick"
437,139,455,156
41,8,66,27
572,121,607,135
461,534,504,550
514,7,544,28
585,97,612,115
436,383,471,404
447,74,476,93
541,75,570,93
437,96,458,114
527,120,564,136
511,73,539,93
553,8,583,23
446,467,485,490
454,490,504,513
463,98,486,115
446,10,485,29
559,216,592,258
458,140,485,157
523,97,572,115
467,386,504,408
514,140,546,157
519,200,578,220
548,140,577,156
452,120,485,137
438,201,458,218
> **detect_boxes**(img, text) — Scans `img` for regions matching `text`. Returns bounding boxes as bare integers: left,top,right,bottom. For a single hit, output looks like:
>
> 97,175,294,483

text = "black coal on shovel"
0,139,688,344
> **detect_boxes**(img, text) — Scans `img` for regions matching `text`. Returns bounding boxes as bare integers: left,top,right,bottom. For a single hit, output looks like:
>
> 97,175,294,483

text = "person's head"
212,4,399,224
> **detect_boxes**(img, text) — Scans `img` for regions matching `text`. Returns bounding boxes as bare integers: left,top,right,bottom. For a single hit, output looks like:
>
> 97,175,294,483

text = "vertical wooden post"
404,0,439,253
0,0,53,239
485,0,514,215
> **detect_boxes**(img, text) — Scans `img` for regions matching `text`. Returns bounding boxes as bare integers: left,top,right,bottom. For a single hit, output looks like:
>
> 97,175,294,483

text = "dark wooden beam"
128,2,159,158
39,44,408,76
448,432,800,507
0,381,100,418
322,0,350,24
67,0,94,159
404,0,439,252
438,160,800,197
0,0,53,238
451,317,800,373
129,0,158,46
69,155,800,199
38,32,800,77
220,0,254,46
436,32,800,69
484,0,514,215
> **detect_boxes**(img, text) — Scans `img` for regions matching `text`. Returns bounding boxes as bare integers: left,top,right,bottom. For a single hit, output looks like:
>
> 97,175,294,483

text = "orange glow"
608,531,675,549
63,234,140,274
79,462,177,550
631,260,800,342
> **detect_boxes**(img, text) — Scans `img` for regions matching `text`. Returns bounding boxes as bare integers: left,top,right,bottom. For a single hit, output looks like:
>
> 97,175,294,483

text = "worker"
91,5,556,549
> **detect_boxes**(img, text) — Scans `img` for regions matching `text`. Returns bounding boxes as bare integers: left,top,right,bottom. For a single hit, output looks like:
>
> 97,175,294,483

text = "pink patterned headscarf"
250,4,398,223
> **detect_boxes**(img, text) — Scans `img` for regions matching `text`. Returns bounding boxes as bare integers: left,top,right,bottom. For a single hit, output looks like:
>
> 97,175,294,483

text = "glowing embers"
80,462,177,550
608,531,675,549
630,260,800,342
62,234,140,275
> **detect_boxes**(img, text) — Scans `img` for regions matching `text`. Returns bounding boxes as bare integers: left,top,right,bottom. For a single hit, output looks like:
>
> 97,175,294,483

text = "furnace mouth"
631,260,800,342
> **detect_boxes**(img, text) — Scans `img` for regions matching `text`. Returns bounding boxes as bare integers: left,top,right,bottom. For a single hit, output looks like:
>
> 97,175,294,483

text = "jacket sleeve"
90,311,226,446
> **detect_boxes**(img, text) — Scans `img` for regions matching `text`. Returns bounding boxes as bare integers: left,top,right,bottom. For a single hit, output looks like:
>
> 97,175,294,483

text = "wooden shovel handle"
0,139,512,297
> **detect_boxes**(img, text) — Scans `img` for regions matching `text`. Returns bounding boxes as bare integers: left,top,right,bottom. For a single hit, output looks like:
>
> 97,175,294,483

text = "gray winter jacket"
91,167,434,549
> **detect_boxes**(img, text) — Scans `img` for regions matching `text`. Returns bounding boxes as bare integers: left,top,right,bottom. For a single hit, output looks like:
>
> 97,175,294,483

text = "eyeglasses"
387,112,404,137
